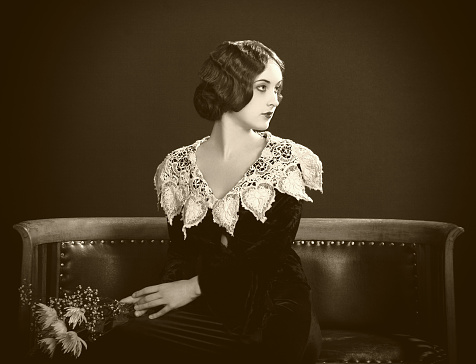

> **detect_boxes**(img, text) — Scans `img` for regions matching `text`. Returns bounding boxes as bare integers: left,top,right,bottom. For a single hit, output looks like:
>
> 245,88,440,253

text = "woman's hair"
193,40,285,121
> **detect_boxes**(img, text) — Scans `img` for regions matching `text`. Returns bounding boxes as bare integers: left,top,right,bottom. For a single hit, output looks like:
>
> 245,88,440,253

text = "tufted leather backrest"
59,238,169,300
14,217,463,354
296,240,417,331
60,238,417,331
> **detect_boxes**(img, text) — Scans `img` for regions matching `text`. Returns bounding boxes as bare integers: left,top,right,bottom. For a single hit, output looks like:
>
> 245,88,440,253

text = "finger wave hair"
193,40,285,121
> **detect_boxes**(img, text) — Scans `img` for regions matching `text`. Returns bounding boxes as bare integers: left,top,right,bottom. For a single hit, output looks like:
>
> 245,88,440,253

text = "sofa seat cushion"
318,330,447,364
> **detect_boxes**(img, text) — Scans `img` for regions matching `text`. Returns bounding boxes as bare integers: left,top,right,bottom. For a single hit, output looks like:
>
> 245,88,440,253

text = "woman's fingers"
129,280,197,319
133,292,162,305
134,309,148,317
148,305,172,320
134,297,166,311
142,292,162,303
132,284,161,298
119,295,140,304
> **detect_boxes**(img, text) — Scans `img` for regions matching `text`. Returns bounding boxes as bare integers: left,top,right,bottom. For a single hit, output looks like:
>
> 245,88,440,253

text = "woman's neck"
208,119,262,160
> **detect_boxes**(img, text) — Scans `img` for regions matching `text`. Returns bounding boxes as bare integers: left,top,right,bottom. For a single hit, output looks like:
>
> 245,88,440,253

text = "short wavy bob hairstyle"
193,40,285,121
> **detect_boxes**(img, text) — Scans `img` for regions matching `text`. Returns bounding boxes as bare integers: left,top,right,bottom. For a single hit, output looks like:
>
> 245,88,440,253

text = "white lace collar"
154,131,323,238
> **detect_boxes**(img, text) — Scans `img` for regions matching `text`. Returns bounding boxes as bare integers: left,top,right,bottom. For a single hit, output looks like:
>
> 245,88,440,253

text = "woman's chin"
255,121,270,131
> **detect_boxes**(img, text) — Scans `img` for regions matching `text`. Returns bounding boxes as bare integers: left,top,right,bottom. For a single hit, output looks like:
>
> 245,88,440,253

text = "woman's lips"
262,112,273,118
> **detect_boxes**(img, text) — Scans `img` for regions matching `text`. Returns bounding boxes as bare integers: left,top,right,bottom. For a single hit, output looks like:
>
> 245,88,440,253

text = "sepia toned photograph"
5,1,472,363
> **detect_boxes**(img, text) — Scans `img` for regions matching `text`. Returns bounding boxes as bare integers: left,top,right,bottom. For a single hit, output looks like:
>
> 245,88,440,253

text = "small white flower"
52,319,67,336
36,303,58,330
57,331,88,358
39,337,57,358
64,307,87,329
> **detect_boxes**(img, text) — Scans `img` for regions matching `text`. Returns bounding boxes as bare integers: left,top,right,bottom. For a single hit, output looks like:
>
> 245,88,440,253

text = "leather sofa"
14,217,463,364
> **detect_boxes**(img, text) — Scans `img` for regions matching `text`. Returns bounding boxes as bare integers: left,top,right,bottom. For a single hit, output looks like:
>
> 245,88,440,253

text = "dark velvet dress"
85,132,323,364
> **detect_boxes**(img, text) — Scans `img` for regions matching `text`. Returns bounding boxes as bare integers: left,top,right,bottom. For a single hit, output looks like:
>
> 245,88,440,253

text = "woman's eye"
256,85,267,92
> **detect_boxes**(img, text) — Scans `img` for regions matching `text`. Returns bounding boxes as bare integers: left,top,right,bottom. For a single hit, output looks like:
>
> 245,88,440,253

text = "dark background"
5,0,473,361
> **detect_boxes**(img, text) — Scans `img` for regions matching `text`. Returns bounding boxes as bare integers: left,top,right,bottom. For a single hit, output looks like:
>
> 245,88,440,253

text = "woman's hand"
120,276,201,319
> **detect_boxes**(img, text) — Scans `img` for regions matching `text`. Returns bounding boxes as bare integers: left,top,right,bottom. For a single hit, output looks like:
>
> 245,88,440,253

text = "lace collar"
154,131,323,238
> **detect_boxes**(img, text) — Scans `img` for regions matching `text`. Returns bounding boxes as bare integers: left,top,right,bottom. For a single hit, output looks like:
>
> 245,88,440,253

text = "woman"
92,40,323,364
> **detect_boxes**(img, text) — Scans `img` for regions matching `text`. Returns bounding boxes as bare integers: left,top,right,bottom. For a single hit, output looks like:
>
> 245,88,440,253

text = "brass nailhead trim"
296,240,411,247
60,239,170,246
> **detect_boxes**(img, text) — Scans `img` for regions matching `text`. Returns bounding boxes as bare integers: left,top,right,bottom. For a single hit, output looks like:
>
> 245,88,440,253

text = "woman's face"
227,60,283,131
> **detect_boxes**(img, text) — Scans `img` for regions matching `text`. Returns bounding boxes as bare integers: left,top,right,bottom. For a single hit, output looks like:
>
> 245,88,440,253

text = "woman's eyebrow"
254,79,283,84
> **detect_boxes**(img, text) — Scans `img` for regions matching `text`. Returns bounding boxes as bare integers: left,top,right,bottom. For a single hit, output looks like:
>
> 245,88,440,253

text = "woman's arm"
121,214,201,318
159,214,201,283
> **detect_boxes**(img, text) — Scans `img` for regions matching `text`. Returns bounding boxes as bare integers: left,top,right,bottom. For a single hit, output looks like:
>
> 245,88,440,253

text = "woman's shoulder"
265,132,323,193
163,137,207,164
267,132,317,156
153,137,206,190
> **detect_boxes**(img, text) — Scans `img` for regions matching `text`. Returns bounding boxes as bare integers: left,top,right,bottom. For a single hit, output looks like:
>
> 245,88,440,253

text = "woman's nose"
268,91,279,107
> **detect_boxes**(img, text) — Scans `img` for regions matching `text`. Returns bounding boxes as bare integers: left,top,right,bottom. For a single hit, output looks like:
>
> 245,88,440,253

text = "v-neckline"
192,131,271,201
